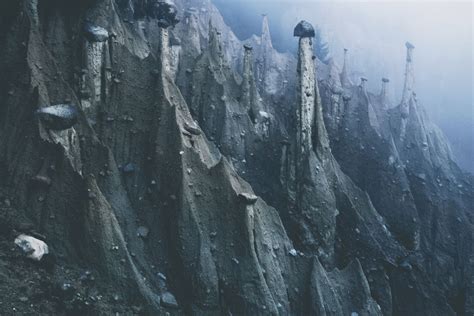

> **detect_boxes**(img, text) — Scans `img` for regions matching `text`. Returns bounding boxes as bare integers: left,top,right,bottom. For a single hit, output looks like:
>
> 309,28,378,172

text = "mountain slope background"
0,0,472,315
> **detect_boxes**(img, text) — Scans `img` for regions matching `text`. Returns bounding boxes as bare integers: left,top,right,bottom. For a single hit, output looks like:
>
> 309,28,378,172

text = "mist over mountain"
213,0,473,172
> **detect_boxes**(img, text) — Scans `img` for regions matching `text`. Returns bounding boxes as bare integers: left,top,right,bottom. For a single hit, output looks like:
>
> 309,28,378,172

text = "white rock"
289,249,298,257
14,234,49,261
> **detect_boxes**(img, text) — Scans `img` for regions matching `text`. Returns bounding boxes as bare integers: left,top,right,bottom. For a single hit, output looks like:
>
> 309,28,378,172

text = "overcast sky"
213,0,473,171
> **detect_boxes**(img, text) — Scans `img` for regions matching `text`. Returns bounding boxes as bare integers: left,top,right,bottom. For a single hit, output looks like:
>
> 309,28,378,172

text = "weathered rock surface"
0,0,472,315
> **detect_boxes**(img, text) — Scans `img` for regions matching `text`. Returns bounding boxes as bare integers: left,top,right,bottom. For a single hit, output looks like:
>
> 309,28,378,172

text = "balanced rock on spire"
294,20,315,38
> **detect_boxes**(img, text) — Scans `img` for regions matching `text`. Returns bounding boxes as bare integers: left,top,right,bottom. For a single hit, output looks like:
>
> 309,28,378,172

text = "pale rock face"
400,42,415,138
83,41,107,109
380,78,390,107
81,23,113,115
183,10,201,55
159,28,172,76
170,42,181,81
26,0,39,25
296,37,316,157
340,48,353,87
325,59,344,132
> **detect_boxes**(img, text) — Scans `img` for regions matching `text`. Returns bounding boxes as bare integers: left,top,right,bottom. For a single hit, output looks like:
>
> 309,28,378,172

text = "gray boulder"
83,23,109,42
294,20,315,38
36,104,79,130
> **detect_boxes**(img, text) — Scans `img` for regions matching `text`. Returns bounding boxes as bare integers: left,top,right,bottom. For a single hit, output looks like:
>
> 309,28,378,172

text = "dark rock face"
0,0,472,315
36,104,79,130
294,20,315,38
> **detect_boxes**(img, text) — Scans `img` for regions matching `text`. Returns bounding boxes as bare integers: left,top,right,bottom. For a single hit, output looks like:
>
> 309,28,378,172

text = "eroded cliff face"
0,0,472,315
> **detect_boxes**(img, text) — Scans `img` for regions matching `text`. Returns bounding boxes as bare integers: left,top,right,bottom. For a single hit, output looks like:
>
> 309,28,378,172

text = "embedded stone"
185,7,198,17
14,234,49,261
31,175,52,186
150,0,179,28
161,292,178,308
83,23,109,42
123,163,136,173
243,44,253,51
293,20,315,38
238,192,258,205
137,226,149,238
400,260,413,271
184,122,201,135
382,77,390,83
36,104,79,130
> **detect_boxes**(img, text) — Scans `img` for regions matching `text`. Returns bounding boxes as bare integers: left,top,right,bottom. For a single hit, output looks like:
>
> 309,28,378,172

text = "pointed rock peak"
208,20,223,62
401,41,415,111
343,48,349,63
261,14,273,48
340,48,353,87
295,23,316,156
295,21,330,162
380,78,390,104
327,58,343,90
242,43,260,123
294,20,315,38
405,41,415,62
243,43,254,73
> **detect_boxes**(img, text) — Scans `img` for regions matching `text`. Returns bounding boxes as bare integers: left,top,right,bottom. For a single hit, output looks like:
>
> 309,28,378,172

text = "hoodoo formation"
0,1,472,315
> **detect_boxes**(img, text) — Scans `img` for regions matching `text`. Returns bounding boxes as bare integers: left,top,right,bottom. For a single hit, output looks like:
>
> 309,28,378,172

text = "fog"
213,0,473,172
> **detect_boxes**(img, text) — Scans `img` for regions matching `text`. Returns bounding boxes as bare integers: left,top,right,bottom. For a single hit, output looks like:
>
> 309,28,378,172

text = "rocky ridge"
0,0,472,315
